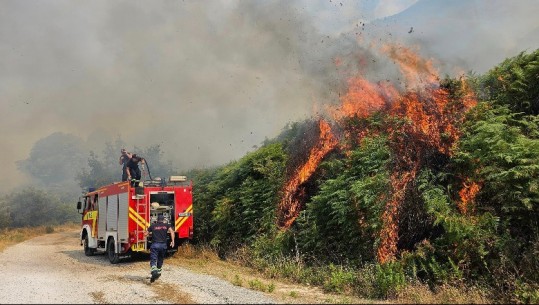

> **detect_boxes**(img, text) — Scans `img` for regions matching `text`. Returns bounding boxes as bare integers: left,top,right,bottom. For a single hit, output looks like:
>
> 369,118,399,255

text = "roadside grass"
169,243,385,304
0,222,79,253
169,242,492,304
395,282,490,304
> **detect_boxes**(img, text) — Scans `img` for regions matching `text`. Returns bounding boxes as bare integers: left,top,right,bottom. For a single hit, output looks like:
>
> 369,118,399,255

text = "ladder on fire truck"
132,192,148,251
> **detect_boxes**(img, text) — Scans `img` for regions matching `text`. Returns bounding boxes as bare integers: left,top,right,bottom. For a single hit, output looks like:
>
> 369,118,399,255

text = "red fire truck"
76,176,193,264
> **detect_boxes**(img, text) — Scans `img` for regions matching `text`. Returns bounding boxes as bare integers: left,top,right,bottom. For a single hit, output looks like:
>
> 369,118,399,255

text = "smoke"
1,0,537,193
0,0,337,192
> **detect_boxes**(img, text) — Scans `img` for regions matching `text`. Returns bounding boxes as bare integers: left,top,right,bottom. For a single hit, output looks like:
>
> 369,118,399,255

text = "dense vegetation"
188,49,539,303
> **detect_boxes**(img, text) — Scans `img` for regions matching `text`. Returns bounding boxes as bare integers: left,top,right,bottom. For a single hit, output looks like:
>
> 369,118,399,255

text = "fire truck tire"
107,239,120,264
83,235,96,256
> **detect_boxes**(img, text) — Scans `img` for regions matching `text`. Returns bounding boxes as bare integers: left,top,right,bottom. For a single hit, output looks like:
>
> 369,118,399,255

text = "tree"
76,139,177,189
0,187,77,228
16,132,87,185
133,144,178,180
76,136,128,189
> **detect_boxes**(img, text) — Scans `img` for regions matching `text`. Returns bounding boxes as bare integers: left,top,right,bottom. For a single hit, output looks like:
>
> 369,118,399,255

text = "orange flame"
378,170,418,263
279,44,477,263
278,119,338,229
339,45,476,263
331,78,397,120
458,180,481,215
381,44,439,89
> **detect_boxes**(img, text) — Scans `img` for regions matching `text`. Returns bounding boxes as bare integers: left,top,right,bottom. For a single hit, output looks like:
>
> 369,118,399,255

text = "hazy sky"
1,0,536,193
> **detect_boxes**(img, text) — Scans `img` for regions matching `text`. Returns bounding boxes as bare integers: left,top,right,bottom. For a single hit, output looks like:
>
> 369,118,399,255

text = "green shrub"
322,264,357,293
248,279,266,292
375,261,406,298
267,282,275,293
514,281,539,304
232,274,243,287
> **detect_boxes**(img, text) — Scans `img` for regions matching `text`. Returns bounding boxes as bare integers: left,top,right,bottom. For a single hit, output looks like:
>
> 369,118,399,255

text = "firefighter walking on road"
144,214,175,282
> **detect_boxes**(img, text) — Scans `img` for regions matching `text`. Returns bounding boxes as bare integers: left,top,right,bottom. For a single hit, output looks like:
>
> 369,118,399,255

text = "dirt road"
0,229,278,304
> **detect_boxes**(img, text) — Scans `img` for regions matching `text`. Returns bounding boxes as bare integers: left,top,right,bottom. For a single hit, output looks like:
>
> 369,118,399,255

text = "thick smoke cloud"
1,0,335,192
1,0,537,193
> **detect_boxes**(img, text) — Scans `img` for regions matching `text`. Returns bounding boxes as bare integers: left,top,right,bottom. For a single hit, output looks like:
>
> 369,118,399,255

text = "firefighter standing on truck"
119,148,132,181
144,214,174,282
126,154,145,186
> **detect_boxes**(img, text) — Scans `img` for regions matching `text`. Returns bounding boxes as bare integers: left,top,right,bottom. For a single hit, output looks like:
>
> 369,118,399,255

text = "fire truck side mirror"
77,201,82,211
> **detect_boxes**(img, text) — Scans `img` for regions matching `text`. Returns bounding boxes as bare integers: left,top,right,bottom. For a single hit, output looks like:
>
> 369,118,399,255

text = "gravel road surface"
0,230,278,304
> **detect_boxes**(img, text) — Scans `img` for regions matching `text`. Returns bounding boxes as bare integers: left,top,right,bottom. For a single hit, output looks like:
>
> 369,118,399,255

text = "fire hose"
142,159,153,181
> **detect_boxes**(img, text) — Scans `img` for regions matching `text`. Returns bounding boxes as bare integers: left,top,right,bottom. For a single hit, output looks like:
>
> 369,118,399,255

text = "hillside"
189,47,539,303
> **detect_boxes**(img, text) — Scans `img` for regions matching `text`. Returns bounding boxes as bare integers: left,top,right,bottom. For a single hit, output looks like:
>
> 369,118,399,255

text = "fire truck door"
118,192,129,241
97,196,107,239
106,195,118,232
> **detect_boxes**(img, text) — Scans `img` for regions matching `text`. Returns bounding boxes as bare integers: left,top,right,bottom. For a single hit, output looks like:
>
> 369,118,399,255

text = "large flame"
381,44,439,89
332,78,397,121
277,119,338,229
377,47,476,262
278,43,477,263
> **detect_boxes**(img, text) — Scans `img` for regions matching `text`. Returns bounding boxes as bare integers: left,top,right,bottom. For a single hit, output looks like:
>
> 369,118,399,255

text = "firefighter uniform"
126,154,144,186
147,214,174,281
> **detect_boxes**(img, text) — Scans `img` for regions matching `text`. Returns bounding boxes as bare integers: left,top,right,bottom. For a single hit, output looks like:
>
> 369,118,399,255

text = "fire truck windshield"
149,192,174,206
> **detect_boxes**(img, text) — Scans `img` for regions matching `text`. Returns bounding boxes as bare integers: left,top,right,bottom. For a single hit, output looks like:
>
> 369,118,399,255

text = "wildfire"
378,170,418,263
458,180,481,215
277,119,338,229
381,44,439,89
278,43,477,263
331,78,397,121
376,47,476,262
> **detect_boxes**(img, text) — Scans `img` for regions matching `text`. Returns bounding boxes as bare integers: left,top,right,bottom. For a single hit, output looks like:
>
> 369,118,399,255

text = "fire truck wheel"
107,239,120,264
83,235,95,256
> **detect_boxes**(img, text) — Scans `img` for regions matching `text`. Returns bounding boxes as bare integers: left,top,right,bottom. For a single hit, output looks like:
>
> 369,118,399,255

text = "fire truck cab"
76,176,193,264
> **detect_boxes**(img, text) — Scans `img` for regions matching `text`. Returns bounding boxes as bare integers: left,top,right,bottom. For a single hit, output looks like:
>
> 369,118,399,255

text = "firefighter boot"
150,266,159,283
